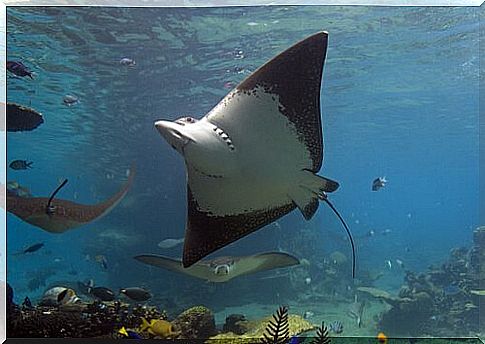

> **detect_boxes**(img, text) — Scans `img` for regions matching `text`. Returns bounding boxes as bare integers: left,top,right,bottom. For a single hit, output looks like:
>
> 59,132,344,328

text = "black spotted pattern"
236,32,328,172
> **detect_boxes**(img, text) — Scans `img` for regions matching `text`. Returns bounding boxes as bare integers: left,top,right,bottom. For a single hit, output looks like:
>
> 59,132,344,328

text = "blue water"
6,5,481,338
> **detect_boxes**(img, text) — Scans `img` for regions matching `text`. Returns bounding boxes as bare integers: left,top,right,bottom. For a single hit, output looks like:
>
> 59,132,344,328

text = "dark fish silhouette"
7,103,44,132
9,160,33,170
89,286,115,301
15,242,44,255
7,61,33,79
372,177,387,191
119,287,152,301
6,166,135,233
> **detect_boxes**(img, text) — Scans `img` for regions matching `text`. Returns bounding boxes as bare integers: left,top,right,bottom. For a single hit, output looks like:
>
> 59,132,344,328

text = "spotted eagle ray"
155,32,355,274
7,167,135,233
134,252,300,283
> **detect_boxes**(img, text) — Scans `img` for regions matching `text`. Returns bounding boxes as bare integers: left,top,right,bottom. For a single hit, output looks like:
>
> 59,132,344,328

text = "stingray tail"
90,164,136,219
321,195,356,279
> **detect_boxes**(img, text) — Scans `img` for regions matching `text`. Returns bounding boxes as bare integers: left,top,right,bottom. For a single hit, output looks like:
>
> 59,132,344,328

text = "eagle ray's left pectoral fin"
289,170,340,220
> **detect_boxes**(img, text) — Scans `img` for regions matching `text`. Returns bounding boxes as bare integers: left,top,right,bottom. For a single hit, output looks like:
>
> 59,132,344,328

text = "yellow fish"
139,317,179,338
118,327,128,337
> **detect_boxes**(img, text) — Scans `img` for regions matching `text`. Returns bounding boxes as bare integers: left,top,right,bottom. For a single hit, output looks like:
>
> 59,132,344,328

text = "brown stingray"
6,167,135,233
134,251,300,283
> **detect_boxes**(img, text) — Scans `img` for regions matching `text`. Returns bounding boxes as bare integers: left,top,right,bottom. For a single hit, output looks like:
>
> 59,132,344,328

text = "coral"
329,251,347,265
172,305,216,339
261,306,289,344
7,298,168,338
311,322,331,344
209,311,315,343
373,227,484,336
223,314,249,335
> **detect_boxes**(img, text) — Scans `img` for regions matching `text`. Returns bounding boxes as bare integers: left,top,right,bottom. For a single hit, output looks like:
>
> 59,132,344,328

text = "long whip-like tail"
46,179,68,215
320,193,356,278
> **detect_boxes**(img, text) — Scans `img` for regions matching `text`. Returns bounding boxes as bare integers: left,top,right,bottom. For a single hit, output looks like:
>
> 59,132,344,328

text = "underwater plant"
311,322,331,344
261,306,290,344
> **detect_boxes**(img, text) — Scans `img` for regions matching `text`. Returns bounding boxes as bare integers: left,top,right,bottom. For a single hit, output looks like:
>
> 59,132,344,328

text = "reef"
8,286,218,340
7,289,168,338
223,314,249,335
172,305,217,339
209,311,315,343
7,284,315,341
361,226,483,336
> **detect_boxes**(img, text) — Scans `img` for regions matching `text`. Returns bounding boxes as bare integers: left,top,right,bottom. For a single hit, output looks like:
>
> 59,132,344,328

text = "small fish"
395,259,404,269
377,332,388,344
7,61,34,79
24,243,44,253
139,317,179,338
7,181,19,189
366,229,375,237
77,279,94,295
9,160,33,170
57,288,78,304
63,94,79,106
14,243,44,256
119,326,143,339
119,57,136,66
385,260,392,269
381,229,392,235
7,181,32,198
157,237,184,249
348,294,364,328
227,66,246,74
95,255,108,270
302,311,314,319
329,320,343,334
372,177,387,191
120,287,152,301
89,286,115,301
304,277,312,285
